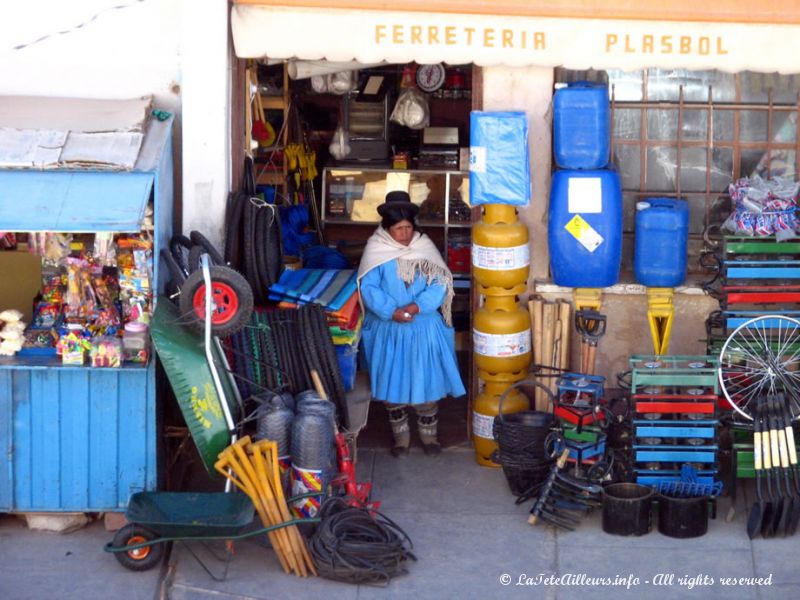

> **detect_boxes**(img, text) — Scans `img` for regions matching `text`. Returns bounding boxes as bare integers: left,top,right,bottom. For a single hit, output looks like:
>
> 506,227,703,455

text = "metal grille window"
556,69,800,275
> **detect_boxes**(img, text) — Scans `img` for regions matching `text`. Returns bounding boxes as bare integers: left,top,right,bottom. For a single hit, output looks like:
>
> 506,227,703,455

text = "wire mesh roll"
279,391,296,413
291,412,336,471
295,390,337,421
254,391,294,457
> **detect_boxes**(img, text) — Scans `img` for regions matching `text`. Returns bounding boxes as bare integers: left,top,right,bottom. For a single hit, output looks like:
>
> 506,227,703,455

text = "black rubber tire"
179,265,254,337
225,192,246,270
187,244,225,273
161,248,185,287
310,305,346,411
189,231,226,267
243,203,266,305
169,234,194,278
267,203,284,285
254,206,272,293
111,524,165,572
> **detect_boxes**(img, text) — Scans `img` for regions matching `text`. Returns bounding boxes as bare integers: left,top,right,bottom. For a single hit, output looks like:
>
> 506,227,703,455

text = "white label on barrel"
472,411,495,440
472,329,531,357
470,146,487,173
472,243,530,270
568,177,602,213
564,215,604,253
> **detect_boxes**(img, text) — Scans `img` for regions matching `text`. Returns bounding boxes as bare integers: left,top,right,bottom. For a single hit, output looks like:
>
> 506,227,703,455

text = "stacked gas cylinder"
469,111,532,467
471,204,532,466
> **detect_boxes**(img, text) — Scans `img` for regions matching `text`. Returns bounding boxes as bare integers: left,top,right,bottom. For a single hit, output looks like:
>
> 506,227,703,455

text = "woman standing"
357,191,466,457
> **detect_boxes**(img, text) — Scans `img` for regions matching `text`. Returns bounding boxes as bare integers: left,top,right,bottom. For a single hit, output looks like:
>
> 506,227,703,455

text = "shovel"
746,398,766,539
574,310,606,375
768,396,793,536
773,395,800,536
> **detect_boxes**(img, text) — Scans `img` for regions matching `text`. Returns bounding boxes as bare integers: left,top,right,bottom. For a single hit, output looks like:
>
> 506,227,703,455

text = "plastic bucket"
602,483,654,536
657,493,709,538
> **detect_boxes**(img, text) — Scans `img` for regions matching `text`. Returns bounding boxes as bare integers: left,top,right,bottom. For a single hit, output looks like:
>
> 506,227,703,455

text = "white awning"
232,5,800,73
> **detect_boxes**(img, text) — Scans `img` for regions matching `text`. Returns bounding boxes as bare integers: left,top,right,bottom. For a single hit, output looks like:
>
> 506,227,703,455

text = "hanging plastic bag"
390,88,430,130
329,124,351,160
310,71,358,95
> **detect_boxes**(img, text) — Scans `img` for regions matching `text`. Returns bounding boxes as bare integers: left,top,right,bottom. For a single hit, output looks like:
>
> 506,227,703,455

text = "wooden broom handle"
310,369,327,400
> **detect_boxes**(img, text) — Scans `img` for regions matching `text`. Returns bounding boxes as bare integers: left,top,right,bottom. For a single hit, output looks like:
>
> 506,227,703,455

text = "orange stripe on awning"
233,0,800,25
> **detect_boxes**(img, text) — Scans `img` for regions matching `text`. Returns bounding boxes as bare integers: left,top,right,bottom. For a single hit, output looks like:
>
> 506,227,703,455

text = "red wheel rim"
192,282,239,325
126,535,151,560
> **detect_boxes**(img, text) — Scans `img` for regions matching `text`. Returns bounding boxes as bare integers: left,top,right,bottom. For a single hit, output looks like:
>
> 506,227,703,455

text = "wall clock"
416,63,446,93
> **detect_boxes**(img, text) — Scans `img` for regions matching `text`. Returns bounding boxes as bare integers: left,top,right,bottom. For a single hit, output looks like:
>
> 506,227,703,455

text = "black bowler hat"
377,190,420,218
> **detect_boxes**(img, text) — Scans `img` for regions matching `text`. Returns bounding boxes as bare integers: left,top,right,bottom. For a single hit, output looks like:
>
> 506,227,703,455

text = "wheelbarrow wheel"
111,524,165,572
179,265,254,337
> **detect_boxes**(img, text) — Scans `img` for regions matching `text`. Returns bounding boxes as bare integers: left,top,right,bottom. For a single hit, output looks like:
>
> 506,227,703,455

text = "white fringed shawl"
357,227,455,326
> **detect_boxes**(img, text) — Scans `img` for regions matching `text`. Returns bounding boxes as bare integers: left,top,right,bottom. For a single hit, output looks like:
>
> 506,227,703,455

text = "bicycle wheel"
718,314,800,421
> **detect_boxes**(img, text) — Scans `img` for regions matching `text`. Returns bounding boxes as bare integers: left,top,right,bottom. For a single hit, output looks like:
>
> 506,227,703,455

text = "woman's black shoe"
390,445,410,458
422,442,441,456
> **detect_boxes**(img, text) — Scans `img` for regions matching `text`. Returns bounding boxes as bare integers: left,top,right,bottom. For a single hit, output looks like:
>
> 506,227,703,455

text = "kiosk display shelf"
0,116,174,513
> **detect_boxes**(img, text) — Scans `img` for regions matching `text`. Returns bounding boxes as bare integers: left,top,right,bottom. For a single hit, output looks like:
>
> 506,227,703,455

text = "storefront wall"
480,64,718,384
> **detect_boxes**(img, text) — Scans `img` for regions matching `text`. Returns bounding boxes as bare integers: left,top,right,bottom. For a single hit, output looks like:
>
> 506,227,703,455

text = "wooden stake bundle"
528,296,544,409
528,297,572,412
215,436,317,577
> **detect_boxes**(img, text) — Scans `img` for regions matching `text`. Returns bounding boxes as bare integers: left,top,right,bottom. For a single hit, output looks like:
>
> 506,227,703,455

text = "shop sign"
232,5,800,72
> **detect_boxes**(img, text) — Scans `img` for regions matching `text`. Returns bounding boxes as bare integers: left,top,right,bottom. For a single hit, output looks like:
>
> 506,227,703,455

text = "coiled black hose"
308,497,416,586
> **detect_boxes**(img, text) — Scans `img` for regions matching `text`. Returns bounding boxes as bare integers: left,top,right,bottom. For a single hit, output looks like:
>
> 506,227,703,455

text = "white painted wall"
0,0,232,246
0,0,181,106
178,0,230,245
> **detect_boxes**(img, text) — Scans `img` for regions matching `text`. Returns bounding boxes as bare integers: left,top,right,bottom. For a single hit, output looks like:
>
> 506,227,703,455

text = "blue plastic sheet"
469,111,530,206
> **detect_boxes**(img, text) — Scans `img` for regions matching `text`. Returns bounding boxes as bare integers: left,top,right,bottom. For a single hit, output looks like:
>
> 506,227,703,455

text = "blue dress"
360,260,466,405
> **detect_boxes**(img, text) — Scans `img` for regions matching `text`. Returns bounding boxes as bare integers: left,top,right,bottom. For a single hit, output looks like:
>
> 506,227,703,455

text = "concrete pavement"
1,445,796,600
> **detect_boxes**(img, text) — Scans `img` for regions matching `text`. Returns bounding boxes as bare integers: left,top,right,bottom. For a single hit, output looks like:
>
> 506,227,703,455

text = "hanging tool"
572,288,605,375
646,287,674,356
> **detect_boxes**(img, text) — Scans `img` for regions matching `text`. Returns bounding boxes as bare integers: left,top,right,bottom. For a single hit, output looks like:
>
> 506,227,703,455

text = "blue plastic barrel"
553,82,610,170
548,169,622,287
634,198,689,287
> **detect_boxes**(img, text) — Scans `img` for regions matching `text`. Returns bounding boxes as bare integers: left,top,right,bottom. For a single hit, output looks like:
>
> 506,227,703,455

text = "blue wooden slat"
144,364,157,493
89,370,119,507
0,171,154,232
118,370,148,506
12,371,32,508
634,449,717,463
726,317,798,329
30,370,61,509
60,370,90,509
0,371,12,510
635,425,716,438
726,267,800,279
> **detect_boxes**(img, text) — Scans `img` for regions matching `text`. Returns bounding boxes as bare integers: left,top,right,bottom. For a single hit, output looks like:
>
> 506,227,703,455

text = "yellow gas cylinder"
472,369,529,467
472,285,532,373
472,204,530,292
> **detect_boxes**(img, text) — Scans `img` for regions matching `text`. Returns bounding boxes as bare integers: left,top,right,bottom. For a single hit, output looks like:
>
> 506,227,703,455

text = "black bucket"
657,493,709,538
602,483,654,536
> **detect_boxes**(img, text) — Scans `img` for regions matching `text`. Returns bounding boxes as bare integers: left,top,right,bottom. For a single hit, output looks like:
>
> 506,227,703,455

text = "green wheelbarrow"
105,491,318,579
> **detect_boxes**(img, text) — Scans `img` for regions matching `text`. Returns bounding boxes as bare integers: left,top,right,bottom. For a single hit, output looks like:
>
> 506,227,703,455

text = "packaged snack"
122,321,150,363
90,336,122,368
57,331,91,365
